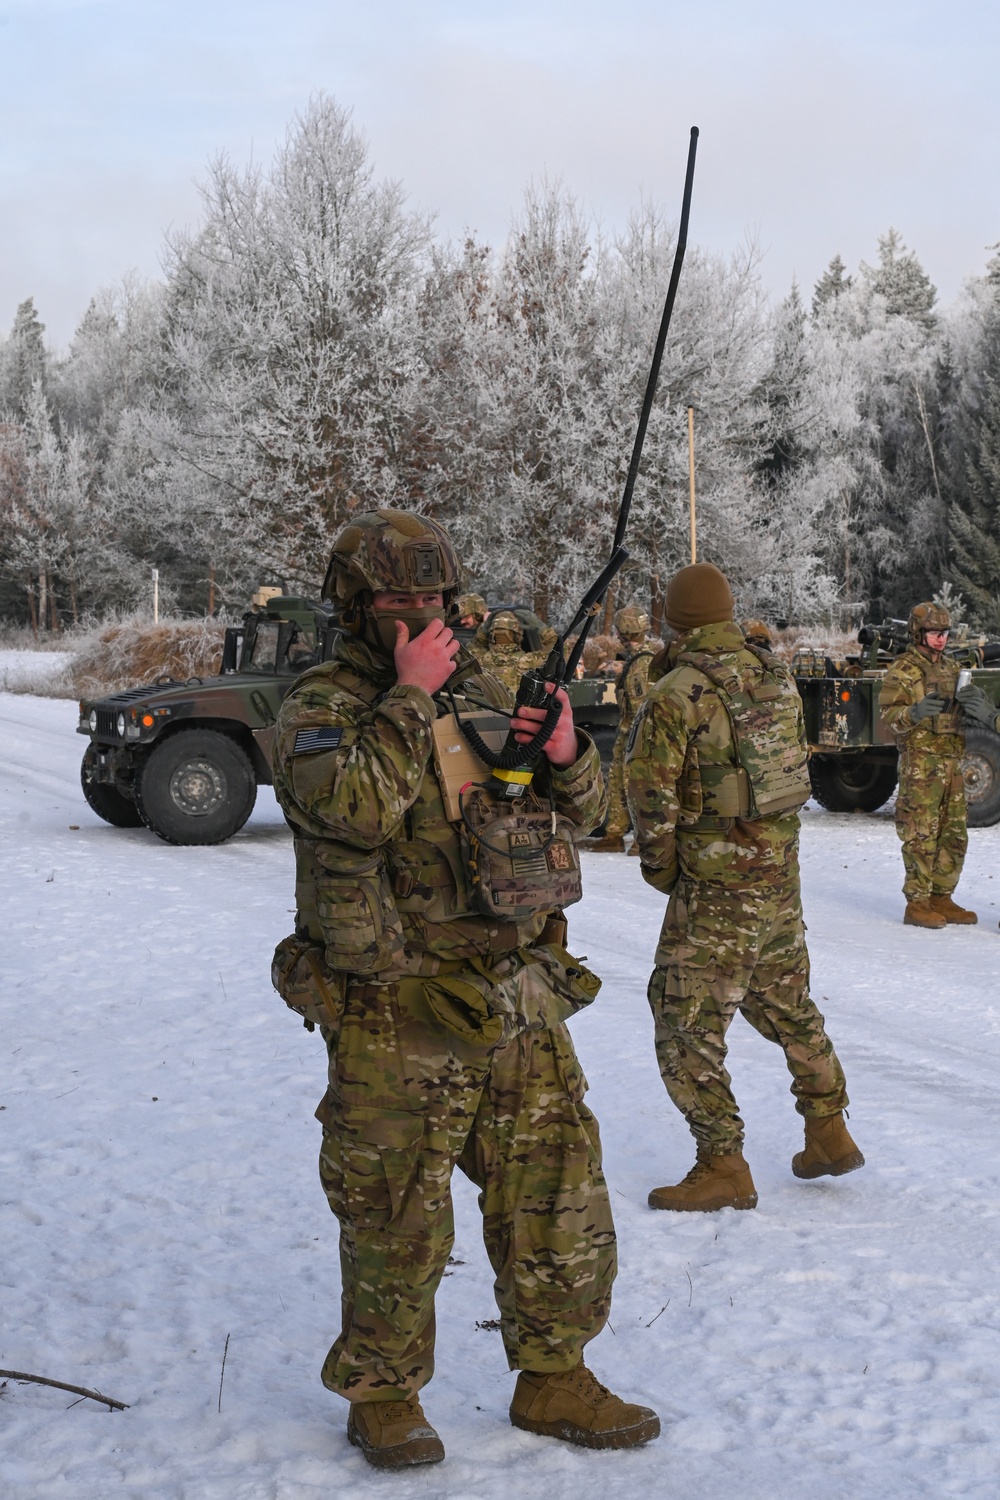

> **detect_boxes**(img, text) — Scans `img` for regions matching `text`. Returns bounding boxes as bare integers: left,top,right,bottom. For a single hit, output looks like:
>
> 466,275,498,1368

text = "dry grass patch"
73,617,227,697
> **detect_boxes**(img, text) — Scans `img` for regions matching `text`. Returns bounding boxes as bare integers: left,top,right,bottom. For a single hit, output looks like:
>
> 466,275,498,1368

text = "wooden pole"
208,564,216,617
687,406,697,563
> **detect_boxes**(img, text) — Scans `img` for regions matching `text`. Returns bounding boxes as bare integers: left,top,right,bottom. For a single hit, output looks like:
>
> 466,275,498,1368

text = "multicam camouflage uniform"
625,619,849,1156
604,608,656,840
471,610,549,694
272,627,615,1402
880,633,966,903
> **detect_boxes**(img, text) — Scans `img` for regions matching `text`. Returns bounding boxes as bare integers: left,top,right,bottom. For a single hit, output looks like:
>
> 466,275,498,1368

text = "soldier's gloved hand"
909,692,946,724
957,682,999,727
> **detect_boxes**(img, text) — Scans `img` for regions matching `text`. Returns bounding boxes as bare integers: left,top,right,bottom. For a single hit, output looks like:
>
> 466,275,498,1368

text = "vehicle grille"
96,708,118,738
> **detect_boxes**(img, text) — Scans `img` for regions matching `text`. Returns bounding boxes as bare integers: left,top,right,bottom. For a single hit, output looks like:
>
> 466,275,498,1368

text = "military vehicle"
795,621,1000,827
78,594,334,844
78,594,621,844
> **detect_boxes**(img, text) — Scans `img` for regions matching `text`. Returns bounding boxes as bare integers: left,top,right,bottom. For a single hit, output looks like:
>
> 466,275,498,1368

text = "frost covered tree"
945,249,1000,627
0,298,48,419
158,94,431,600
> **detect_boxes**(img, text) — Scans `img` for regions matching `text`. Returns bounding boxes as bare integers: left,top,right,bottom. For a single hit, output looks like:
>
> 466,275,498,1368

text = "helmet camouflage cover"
741,618,773,648
908,601,951,643
322,509,460,607
488,610,524,648
614,605,650,638
458,592,488,621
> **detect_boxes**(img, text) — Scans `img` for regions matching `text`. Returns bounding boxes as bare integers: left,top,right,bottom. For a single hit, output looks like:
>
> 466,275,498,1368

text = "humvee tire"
962,725,1000,829
135,729,257,845
80,744,145,828
808,753,897,813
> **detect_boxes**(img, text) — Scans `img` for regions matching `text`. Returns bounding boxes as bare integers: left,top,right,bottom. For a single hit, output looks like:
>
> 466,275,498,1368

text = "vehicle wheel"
962,725,1000,828
808,753,898,813
80,745,145,828
135,729,257,845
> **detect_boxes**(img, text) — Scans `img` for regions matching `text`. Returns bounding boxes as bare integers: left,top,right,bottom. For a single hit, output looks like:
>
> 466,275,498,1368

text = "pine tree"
862,228,937,326
949,364,1000,629
0,298,48,418
812,254,852,316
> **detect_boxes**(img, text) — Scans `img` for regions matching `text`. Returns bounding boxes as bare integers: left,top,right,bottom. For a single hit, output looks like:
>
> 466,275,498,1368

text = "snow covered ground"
3,689,1000,1500
0,649,76,696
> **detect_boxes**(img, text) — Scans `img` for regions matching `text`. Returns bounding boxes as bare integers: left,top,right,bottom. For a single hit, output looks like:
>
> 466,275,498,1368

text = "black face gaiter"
366,605,448,657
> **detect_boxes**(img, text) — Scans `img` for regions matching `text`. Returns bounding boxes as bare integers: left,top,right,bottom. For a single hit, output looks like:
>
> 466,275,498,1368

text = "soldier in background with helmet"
270,509,658,1469
741,618,773,651
457,592,488,630
626,563,863,1212
589,605,656,853
472,608,554,693
880,602,977,928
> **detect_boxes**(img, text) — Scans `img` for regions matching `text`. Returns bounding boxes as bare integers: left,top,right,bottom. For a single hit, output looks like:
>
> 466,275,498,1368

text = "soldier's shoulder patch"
292,725,344,754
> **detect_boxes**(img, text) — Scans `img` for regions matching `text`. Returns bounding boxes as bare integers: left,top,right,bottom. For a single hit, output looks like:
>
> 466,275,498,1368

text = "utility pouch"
313,842,405,974
431,711,509,822
417,961,524,1051
271,933,346,1034
459,787,583,919
514,942,602,1029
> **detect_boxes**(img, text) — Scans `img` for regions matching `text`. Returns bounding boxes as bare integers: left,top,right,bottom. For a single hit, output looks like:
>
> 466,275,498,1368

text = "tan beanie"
664,563,734,631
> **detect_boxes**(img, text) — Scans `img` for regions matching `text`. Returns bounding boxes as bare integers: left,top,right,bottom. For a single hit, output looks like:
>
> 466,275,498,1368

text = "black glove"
957,682,998,728
909,692,946,724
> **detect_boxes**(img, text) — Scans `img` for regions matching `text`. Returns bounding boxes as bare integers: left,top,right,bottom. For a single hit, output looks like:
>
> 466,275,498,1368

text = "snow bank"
3,691,1000,1499
0,650,77,696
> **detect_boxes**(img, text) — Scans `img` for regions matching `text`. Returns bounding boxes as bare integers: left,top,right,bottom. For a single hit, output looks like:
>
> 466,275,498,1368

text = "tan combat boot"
510,1363,660,1449
648,1151,757,1212
792,1113,865,1180
903,898,947,929
929,894,978,925
347,1397,445,1468
587,832,626,852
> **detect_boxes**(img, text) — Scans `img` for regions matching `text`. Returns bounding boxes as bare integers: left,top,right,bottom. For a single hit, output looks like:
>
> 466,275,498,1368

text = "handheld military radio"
451,546,630,798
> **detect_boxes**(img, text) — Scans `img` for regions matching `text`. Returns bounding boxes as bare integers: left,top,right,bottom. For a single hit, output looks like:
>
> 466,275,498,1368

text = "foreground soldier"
626,563,863,1211
270,510,658,1468
880,603,976,928
589,605,656,853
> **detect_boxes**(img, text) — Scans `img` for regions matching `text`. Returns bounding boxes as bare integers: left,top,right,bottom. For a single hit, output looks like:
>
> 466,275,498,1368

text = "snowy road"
3,692,1000,1499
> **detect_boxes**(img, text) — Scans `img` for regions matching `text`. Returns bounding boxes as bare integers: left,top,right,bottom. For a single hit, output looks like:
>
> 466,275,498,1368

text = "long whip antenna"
566,124,699,678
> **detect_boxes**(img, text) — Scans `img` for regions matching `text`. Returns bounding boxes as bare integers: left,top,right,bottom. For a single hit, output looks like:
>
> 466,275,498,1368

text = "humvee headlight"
89,710,97,732
117,713,126,737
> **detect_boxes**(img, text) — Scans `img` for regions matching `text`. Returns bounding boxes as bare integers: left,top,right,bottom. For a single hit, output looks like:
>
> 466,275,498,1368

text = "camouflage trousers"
604,732,631,837
895,755,968,900
316,973,616,1402
647,876,848,1156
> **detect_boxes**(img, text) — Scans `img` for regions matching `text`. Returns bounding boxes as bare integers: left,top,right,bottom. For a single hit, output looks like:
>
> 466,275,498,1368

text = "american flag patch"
293,726,344,754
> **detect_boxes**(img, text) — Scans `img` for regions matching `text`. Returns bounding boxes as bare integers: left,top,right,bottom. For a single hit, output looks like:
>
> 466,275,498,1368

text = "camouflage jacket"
880,647,964,764
271,633,606,976
615,645,656,733
469,639,549,694
625,620,806,895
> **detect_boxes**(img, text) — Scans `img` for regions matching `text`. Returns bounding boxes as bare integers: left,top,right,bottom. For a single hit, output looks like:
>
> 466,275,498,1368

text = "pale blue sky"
2,0,997,347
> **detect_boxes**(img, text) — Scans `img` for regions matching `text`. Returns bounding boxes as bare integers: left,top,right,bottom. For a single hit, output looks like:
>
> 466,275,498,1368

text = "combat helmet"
614,605,650,640
457,591,487,624
322,508,461,653
908,601,951,645
487,610,524,650
741,618,773,649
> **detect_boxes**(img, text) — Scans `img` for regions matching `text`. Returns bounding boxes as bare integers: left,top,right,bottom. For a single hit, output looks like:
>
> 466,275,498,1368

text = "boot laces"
564,1365,612,1403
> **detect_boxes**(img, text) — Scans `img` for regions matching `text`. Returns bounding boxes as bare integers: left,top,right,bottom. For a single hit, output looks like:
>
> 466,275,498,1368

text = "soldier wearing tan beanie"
625,561,861,1212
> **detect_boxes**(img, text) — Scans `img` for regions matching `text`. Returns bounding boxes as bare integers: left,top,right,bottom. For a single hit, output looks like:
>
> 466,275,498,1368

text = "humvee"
78,594,334,844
